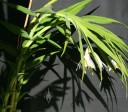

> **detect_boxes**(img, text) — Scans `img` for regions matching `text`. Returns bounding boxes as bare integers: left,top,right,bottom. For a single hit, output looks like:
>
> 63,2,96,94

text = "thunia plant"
0,0,128,112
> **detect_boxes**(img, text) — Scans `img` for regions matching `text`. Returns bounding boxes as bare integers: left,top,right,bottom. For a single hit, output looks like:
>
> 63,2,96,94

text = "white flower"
106,65,112,71
111,59,120,69
76,47,112,74
94,52,111,71
94,52,103,69
84,48,96,71
84,47,109,73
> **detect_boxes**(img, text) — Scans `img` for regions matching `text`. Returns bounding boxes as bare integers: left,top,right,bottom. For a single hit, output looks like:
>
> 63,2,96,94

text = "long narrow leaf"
80,22,128,77
83,21,128,51
56,12,128,79
35,0,57,13
61,18,71,56
0,41,19,57
0,0,36,16
47,39,62,49
26,55,47,70
78,30,85,80
56,12,128,77
70,15,126,73
0,20,29,38
82,15,123,25
58,0,92,15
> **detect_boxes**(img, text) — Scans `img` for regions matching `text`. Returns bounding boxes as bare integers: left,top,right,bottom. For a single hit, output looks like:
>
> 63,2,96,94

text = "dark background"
0,0,128,112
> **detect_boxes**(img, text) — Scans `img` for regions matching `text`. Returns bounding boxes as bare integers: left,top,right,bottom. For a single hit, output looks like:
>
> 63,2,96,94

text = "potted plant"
0,0,128,112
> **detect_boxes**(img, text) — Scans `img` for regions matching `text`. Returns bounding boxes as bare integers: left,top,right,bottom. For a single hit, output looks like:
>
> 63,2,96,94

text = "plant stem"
9,80,17,112
1,56,25,112
1,93,9,112
1,1,33,112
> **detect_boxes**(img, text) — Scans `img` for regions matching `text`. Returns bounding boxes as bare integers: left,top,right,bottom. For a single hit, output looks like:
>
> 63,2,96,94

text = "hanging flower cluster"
76,47,120,75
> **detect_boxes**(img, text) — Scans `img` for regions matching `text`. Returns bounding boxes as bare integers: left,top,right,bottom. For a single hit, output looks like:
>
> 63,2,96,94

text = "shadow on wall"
18,46,117,112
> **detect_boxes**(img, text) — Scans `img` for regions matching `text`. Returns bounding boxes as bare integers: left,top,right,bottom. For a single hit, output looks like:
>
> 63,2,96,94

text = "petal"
94,52,103,69
111,59,120,69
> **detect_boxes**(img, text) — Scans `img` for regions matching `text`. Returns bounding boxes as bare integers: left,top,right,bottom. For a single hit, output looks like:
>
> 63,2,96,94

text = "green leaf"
57,25,75,45
61,18,71,56
68,14,125,69
26,50,60,70
82,15,121,24
78,30,85,80
26,55,47,70
25,48,46,59
84,28,119,64
47,39,62,49
61,40,68,56
0,0,36,16
79,20,128,78
0,20,29,38
35,5,54,13
35,0,57,13
118,55,128,77
59,0,92,15
113,44,128,61
35,17,53,32
33,26,52,39
56,12,128,79
23,26,52,48
49,51,60,55
56,26,66,35
35,32,58,45
84,21,128,53
76,15,128,53
57,25,75,56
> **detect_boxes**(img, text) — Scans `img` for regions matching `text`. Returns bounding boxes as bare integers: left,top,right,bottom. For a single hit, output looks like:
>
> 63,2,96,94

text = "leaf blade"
0,20,29,38
58,0,92,15
0,0,36,16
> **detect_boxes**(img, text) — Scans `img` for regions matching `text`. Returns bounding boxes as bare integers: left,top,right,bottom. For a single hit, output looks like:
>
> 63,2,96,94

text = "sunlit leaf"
82,15,122,25
26,55,47,70
35,0,57,13
78,30,85,80
61,18,71,56
57,12,128,82
56,26,66,35
47,39,62,49
33,26,52,39
59,0,92,15
84,22,128,51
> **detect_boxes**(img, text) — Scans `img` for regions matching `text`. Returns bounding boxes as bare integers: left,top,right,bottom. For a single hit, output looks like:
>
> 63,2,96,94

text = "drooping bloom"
76,47,111,74
84,47,110,74
75,48,96,74
93,51,103,69
111,59,120,70
84,47,96,73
